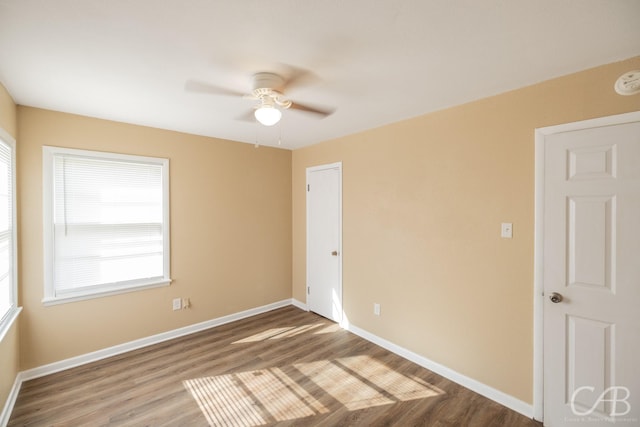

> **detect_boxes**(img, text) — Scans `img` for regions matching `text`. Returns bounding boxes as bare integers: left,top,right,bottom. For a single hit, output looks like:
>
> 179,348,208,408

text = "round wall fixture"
614,70,640,95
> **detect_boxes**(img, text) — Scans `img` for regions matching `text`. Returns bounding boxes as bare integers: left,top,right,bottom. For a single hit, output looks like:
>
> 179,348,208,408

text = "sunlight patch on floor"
184,367,328,427
295,359,393,410
185,355,443,426
313,323,342,334
232,323,325,344
337,355,441,402
295,355,442,411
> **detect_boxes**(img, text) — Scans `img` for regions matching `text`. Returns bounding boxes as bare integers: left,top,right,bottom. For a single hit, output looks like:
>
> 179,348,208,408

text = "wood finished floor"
9,306,542,426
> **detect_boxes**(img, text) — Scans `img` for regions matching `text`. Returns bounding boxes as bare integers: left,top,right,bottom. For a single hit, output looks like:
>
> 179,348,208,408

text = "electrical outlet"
172,298,182,311
374,303,381,316
182,297,190,309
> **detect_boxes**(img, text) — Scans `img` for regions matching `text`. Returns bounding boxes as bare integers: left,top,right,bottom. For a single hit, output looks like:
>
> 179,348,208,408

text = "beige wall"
17,107,292,369
292,56,640,403
0,82,18,412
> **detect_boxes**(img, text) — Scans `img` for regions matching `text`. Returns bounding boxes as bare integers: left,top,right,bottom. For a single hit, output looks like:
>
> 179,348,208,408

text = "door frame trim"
533,110,640,422
306,161,343,324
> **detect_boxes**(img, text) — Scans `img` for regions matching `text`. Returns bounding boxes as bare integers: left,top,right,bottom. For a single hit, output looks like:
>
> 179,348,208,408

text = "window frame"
42,146,171,305
0,126,19,342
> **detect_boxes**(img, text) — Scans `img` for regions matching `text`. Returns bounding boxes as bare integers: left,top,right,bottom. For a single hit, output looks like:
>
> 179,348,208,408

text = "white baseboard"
19,298,292,382
345,323,534,419
291,298,308,311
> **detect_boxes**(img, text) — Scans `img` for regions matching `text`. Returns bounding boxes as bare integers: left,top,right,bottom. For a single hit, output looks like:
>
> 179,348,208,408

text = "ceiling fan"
185,70,334,126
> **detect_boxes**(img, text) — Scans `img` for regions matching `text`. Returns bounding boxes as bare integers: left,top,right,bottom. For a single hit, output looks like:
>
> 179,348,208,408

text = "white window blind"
43,147,170,303
0,133,15,325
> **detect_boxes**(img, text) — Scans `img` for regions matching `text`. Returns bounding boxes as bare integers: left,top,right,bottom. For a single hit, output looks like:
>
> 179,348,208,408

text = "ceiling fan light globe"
254,106,282,126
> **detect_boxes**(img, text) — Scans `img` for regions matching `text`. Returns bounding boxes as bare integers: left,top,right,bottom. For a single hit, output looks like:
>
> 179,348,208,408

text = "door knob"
549,292,563,303
331,250,339,256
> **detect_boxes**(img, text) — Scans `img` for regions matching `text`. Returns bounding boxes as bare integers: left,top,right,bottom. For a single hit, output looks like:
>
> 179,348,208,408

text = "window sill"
0,306,22,343
42,278,172,306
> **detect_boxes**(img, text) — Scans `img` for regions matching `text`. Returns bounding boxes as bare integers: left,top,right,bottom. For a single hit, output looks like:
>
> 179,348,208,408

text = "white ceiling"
0,1,639,149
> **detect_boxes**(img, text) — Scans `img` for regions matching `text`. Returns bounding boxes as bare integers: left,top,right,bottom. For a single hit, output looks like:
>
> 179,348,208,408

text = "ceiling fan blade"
279,64,320,92
289,101,335,118
184,80,245,97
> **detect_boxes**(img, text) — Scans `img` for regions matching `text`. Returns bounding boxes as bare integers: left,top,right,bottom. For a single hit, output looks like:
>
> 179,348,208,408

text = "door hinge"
307,184,310,192
307,286,310,295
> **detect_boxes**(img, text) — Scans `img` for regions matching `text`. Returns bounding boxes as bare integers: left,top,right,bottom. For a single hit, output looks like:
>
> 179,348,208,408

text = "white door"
307,162,342,322
542,116,640,426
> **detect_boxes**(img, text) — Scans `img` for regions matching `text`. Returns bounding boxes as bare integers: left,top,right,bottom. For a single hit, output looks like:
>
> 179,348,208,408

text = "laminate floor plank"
8,306,541,426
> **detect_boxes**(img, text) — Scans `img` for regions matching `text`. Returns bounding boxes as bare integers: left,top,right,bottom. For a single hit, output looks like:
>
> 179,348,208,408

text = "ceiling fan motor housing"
251,72,292,108
252,72,284,92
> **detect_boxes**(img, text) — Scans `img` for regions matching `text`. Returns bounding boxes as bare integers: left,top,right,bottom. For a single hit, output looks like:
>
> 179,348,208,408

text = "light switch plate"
501,223,513,238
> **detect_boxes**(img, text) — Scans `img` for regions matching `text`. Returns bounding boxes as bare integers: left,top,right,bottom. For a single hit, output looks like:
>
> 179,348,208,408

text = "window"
0,127,17,338
43,147,170,304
